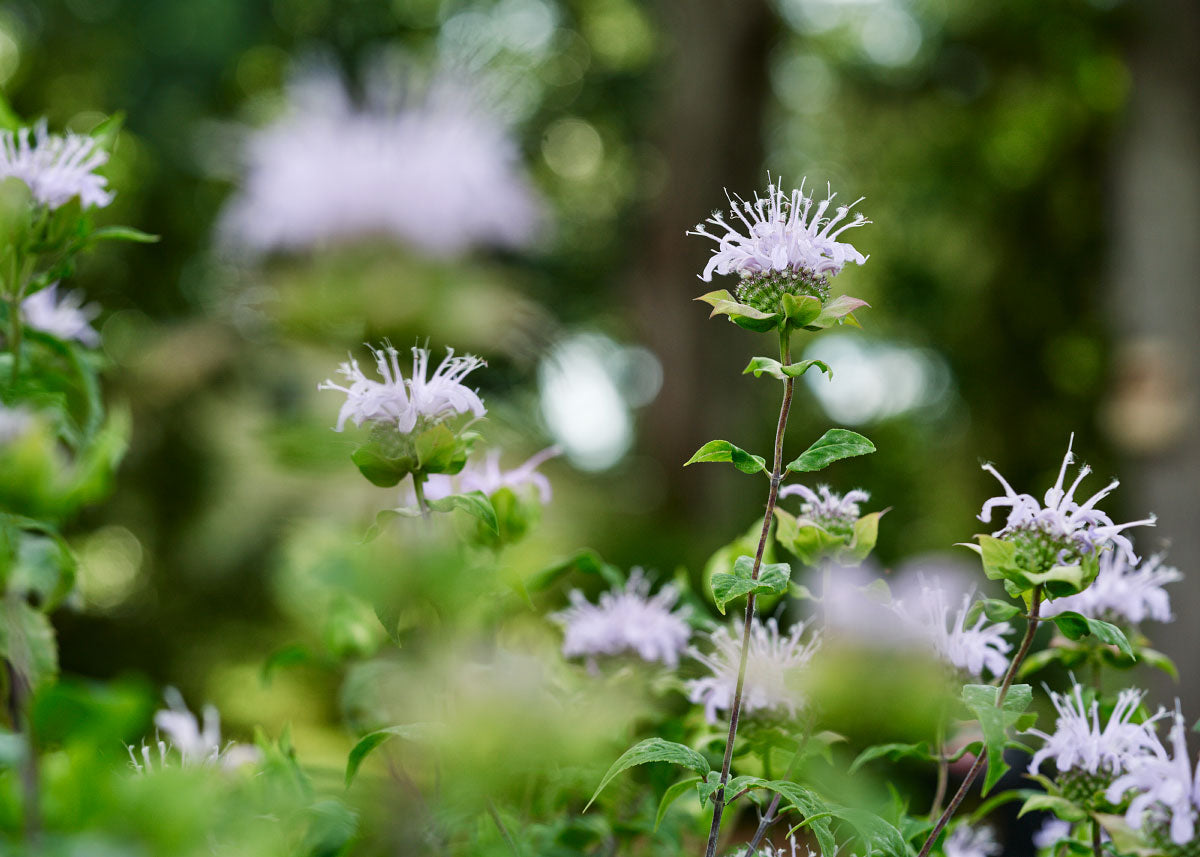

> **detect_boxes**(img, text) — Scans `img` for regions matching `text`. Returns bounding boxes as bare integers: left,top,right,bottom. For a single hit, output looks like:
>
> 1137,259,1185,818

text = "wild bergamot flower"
979,435,1155,573
893,575,1012,678
688,177,869,314
0,121,113,210
1041,550,1181,626
553,569,692,670
1029,684,1165,803
319,343,485,435
686,617,820,723
1107,708,1200,850
22,283,101,347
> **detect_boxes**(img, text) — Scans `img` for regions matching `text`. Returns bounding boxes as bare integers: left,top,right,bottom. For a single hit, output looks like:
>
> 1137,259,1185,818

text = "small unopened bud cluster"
735,269,830,315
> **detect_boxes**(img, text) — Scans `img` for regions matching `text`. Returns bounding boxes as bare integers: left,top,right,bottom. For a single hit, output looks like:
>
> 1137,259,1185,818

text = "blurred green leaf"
345,724,433,787
585,738,710,811
1051,611,1134,659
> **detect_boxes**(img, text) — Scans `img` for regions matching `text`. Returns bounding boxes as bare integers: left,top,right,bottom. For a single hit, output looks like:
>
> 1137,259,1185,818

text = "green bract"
696,289,868,334
774,506,883,567
967,533,1101,599
709,555,791,614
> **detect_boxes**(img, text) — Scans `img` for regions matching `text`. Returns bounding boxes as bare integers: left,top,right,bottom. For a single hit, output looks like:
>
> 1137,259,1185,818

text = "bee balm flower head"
688,177,869,314
0,121,113,210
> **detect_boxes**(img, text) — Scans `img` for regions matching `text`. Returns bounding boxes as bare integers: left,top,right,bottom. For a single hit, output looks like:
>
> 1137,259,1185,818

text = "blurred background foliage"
0,0,1195,800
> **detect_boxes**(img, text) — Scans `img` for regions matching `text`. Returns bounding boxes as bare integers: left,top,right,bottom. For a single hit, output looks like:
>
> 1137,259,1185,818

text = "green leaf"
694,289,774,328
841,510,883,564
825,804,908,857
585,738,710,811
1051,611,1134,659
684,440,767,475
710,555,791,614
695,290,782,332
1019,794,1088,823
655,777,702,830
762,781,836,857
964,597,1022,628
1141,648,1178,680
390,491,499,535
0,594,58,691
351,446,414,488
414,424,458,473
260,644,313,686
345,724,432,787
962,683,1033,795
971,534,1019,580
90,225,159,243
743,357,833,381
773,507,843,567
786,429,876,473
849,742,934,774
805,295,871,330
780,293,823,328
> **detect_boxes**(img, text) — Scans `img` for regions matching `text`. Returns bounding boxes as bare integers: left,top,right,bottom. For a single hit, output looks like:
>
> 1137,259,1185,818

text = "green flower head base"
688,176,869,315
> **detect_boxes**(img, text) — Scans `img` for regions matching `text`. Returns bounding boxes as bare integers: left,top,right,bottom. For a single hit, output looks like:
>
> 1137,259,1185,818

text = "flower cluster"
894,576,1012,678
1029,685,1164,801
1041,550,1181,626
0,120,113,210
22,284,101,347
780,483,869,539
688,178,868,313
128,688,260,773
553,570,692,670
319,343,485,435
1107,710,1200,848
980,436,1155,569
944,824,1002,857
220,70,539,258
686,617,820,723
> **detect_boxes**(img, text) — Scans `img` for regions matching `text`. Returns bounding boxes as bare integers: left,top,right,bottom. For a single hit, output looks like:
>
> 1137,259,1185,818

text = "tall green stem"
7,292,21,386
915,587,1044,857
703,329,795,857
412,474,431,519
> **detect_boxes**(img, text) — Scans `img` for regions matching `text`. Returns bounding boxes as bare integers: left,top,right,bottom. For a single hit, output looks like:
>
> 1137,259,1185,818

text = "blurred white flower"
686,617,820,724
0,120,113,210
319,343,484,434
1041,551,1181,626
980,435,1155,566
944,824,1001,857
128,687,260,773
1033,819,1073,851
1107,709,1200,846
688,177,869,282
220,70,539,257
0,404,33,444
780,483,869,533
22,283,101,346
554,569,691,669
1029,685,1164,778
894,576,1012,678
758,835,816,857
422,446,560,503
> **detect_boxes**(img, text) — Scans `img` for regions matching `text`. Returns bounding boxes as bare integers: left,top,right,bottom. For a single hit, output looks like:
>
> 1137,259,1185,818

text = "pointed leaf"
390,491,499,534
685,440,767,475
91,225,159,243
786,429,876,473
710,555,791,614
655,777,702,830
849,742,934,774
962,683,1033,795
743,356,832,381
695,290,781,332
806,295,871,330
586,738,710,811
1051,611,1134,659
781,293,823,327
345,724,433,786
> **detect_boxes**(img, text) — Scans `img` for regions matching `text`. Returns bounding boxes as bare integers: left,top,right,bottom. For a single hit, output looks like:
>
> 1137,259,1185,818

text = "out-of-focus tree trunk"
1106,0,1200,714
631,0,775,522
